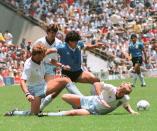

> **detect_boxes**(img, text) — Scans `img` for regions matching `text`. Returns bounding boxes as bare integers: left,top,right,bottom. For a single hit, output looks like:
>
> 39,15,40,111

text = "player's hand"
27,95,34,102
96,43,106,48
131,111,139,115
100,99,111,109
63,65,71,71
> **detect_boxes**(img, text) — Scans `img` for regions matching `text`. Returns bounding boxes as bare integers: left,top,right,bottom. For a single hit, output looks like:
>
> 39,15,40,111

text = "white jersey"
21,58,45,87
99,82,130,109
33,37,62,63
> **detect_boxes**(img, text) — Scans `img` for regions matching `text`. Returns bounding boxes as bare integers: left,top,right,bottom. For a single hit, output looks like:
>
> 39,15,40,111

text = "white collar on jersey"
67,45,76,52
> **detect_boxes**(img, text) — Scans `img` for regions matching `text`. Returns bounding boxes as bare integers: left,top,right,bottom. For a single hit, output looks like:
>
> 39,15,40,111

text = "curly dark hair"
65,31,81,43
130,34,137,39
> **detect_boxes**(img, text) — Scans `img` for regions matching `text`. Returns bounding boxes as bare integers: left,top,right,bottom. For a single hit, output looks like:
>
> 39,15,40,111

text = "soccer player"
38,82,138,116
4,43,81,116
128,34,147,87
33,24,82,112
56,31,105,84
33,24,70,82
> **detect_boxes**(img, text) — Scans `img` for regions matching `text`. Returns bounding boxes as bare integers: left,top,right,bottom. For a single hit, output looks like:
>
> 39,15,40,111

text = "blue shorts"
44,63,56,76
28,83,47,98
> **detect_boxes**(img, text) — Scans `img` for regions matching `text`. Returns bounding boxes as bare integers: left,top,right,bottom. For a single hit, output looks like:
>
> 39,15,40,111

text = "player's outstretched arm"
123,103,139,115
20,79,34,102
45,48,57,55
50,59,71,71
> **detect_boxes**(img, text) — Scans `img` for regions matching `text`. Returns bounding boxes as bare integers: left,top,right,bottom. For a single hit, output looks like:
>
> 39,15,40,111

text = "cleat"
141,84,146,87
38,112,48,117
4,108,18,116
131,84,135,88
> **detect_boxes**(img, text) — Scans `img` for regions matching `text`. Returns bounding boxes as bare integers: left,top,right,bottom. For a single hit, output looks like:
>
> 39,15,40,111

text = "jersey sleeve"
21,63,31,81
56,44,64,55
139,42,144,50
100,82,116,91
121,95,130,106
77,41,85,49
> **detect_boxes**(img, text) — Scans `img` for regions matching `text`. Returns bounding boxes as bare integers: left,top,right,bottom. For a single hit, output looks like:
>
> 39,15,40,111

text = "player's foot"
38,112,48,117
4,108,18,116
141,84,146,87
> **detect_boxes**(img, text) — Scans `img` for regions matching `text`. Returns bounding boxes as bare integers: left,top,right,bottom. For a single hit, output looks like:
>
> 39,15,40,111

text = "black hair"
65,31,81,43
130,34,137,39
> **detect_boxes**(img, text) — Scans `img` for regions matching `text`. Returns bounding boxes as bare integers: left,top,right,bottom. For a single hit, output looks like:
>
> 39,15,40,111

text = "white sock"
66,82,83,96
132,73,138,86
138,73,146,85
13,110,31,116
40,94,53,111
47,111,66,116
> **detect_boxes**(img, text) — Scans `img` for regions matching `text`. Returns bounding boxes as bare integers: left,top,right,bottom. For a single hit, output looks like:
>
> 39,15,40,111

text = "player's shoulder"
137,41,143,45
55,37,62,43
34,37,46,44
122,95,130,101
101,82,116,90
24,58,32,68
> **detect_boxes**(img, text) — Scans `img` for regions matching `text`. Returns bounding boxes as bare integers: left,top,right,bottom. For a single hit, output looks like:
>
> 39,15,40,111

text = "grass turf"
0,77,157,131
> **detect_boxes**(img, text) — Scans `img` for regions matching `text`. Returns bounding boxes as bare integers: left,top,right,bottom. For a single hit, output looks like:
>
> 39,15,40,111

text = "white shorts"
28,83,47,98
80,96,115,115
44,63,56,76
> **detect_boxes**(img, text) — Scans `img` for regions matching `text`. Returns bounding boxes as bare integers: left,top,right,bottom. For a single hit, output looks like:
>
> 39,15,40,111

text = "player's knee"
62,77,71,84
62,94,69,101
90,77,100,84
95,77,100,82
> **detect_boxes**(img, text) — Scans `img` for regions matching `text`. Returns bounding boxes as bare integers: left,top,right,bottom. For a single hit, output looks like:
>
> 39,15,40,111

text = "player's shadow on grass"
108,112,128,116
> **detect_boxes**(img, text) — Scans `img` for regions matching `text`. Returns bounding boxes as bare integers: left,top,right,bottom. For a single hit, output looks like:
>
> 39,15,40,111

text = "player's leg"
40,77,83,111
61,70,84,96
131,58,138,87
40,65,56,112
38,109,90,117
40,77,68,111
46,77,83,96
4,108,31,116
76,71,100,84
31,96,41,114
5,96,41,116
134,58,146,86
62,94,81,108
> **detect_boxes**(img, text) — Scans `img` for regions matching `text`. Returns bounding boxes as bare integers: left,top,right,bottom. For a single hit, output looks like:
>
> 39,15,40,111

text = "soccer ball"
136,100,150,111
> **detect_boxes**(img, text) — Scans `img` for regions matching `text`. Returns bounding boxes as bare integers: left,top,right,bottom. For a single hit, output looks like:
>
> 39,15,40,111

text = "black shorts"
62,69,83,82
132,57,143,66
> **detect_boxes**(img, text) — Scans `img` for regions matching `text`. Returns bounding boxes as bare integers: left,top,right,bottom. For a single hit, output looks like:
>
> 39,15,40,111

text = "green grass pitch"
0,77,157,131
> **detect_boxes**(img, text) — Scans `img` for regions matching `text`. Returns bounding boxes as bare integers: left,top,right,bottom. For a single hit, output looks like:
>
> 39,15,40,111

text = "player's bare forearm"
100,99,111,108
20,79,30,94
123,104,139,115
85,43,106,50
46,48,57,55
50,60,71,70
94,82,102,95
